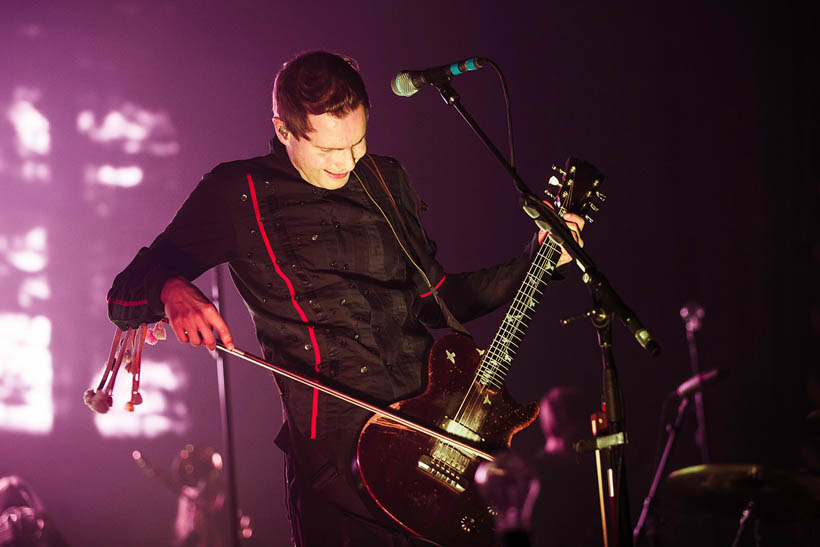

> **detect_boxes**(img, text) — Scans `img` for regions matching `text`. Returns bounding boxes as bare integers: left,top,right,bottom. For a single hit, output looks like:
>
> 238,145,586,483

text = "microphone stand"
430,80,660,359
211,265,241,547
681,305,710,463
590,303,632,547
431,78,660,547
632,396,690,545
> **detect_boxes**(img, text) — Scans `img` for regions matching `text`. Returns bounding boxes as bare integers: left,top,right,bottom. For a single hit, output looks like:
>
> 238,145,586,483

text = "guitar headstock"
545,157,606,223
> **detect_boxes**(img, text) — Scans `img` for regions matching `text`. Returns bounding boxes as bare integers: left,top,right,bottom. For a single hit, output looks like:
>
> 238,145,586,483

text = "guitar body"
355,333,539,546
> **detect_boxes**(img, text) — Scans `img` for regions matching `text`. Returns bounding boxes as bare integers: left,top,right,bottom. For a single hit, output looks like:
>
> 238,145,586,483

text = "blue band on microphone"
449,62,462,75
465,58,477,71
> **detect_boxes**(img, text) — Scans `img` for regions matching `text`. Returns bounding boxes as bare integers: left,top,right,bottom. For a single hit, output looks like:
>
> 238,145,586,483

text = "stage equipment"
680,301,711,463
132,447,253,546
666,464,820,545
391,57,488,97
632,368,724,544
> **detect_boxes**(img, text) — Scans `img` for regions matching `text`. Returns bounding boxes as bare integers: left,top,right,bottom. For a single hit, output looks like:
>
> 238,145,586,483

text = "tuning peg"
588,203,599,212
595,190,606,201
551,165,566,177
584,215,594,224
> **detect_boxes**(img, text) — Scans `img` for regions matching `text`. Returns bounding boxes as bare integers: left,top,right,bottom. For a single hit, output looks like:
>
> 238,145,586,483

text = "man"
108,51,583,546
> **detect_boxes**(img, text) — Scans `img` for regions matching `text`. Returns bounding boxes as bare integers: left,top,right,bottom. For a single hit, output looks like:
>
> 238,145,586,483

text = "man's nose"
334,149,356,172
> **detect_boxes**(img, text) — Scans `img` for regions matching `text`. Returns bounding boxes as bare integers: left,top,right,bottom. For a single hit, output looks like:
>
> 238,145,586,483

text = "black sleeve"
107,169,237,330
395,163,563,328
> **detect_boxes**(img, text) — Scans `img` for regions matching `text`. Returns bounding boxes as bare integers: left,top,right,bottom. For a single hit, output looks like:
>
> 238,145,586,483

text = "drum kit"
632,303,820,546
662,464,820,546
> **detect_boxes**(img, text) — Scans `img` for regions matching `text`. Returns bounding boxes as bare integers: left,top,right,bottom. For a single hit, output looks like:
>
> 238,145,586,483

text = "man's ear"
272,117,291,146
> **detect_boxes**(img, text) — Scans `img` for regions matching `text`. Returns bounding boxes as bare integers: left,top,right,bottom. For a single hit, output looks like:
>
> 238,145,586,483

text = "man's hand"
161,276,235,351
539,212,585,267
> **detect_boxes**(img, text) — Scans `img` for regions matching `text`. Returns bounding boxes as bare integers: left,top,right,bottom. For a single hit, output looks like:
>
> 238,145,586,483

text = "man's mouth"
324,170,348,179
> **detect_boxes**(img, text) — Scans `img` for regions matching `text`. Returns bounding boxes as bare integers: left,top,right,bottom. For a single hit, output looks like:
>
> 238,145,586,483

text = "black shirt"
108,139,539,443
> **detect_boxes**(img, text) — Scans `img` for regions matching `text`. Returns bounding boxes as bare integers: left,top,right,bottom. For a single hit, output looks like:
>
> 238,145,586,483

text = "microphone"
391,57,489,97
675,368,724,398
680,301,705,333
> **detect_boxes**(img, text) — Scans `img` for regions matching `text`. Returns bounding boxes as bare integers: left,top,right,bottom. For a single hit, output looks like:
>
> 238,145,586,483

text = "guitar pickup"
417,454,468,493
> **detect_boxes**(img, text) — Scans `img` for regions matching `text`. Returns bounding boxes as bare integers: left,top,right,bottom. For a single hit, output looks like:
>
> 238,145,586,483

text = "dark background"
0,1,816,545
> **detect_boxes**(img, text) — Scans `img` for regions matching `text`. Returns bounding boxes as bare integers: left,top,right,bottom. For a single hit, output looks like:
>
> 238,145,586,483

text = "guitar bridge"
417,454,468,492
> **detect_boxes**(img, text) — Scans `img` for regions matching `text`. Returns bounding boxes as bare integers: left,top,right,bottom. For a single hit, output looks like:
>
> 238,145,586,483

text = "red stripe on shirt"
418,275,446,298
246,174,322,439
106,296,149,306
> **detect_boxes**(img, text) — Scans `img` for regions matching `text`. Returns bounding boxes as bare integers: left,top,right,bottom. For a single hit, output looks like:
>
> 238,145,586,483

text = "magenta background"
0,2,815,545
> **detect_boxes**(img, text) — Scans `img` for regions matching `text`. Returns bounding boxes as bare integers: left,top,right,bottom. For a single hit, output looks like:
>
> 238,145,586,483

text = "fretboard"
476,236,563,389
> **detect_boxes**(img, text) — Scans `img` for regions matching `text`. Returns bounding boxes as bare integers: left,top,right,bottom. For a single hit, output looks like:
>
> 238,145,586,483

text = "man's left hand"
538,212,585,267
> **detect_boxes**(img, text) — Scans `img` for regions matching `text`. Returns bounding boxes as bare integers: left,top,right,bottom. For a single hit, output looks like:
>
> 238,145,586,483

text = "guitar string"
476,241,559,385
472,242,559,392
438,185,582,457
441,177,588,464
452,251,556,439
453,237,562,435
465,236,562,424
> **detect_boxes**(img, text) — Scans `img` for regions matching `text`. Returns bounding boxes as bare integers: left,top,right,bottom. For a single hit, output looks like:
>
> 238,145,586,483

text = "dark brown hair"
273,51,370,140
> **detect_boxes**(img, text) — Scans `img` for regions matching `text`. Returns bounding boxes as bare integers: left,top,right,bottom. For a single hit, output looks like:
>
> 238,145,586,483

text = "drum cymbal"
665,464,820,520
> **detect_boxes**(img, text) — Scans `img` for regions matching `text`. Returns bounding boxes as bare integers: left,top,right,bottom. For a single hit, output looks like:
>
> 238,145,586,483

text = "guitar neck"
476,236,563,389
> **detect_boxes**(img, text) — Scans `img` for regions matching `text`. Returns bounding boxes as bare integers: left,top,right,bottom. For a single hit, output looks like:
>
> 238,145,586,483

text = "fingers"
210,313,235,351
563,216,584,248
169,307,231,351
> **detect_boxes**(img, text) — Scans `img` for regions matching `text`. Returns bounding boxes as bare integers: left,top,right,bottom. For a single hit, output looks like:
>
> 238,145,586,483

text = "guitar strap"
358,155,470,337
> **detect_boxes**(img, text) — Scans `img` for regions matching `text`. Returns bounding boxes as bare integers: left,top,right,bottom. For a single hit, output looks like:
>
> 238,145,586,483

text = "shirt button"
342,264,348,270
339,298,347,305
250,229,257,235
330,261,337,268
374,326,381,332
353,333,360,341
247,252,253,258
266,282,273,288
264,180,271,186
360,365,367,374
334,222,341,229
240,193,248,201
304,344,312,351
311,234,318,241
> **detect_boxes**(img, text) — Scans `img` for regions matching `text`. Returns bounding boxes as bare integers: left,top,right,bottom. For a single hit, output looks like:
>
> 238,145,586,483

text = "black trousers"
276,420,433,547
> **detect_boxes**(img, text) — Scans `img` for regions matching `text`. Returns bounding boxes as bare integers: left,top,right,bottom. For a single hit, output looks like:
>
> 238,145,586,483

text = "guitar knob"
460,515,476,532
547,175,562,187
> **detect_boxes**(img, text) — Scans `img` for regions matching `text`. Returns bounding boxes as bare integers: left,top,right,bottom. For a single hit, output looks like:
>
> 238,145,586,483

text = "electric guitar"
355,158,606,545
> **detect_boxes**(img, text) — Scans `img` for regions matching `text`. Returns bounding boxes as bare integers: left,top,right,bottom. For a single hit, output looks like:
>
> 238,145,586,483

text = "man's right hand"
161,276,235,351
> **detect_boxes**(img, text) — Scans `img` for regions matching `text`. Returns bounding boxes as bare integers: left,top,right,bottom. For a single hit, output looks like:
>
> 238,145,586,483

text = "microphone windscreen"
391,72,418,97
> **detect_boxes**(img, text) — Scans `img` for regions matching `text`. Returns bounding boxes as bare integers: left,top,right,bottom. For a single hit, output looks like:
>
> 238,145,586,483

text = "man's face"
275,105,367,190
